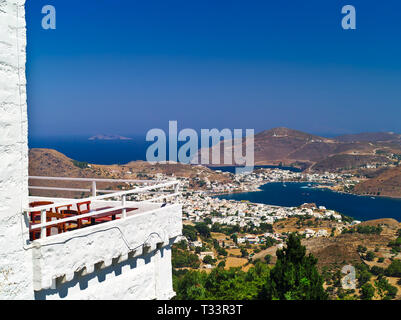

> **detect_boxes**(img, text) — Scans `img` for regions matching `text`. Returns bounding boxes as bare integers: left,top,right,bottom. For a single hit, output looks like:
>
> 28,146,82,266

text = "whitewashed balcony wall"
33,203,182,300
0,0,33,300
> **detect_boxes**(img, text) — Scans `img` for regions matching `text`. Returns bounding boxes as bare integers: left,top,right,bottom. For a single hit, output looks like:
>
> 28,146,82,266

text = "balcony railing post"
91,180,97,197
122,195,127,218
41,209,47,239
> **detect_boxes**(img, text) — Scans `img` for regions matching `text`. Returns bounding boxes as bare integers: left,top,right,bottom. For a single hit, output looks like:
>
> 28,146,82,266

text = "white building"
190,240,203,248
316,229,329,237
0,0,182,300
304,229,316,239
199,252,215,260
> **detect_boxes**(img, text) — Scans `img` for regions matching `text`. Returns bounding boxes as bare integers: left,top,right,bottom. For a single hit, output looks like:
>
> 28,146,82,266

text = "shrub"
72,160,89,169
172,247,200,269
357,245,367,253
360,283,375,300
375,277,398,300
387,237,401,253
371,266,385,277
195,222,211,238
356,225,382,235
183,225,197,241
365,251,375,261
357,270,372,288
386,259,401,277
202,255,216,265
217,247,228,257
175,240,188,250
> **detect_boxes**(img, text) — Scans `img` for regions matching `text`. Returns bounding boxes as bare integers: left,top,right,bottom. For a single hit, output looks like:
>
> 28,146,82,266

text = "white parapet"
0,0,33,300
32,203,182,300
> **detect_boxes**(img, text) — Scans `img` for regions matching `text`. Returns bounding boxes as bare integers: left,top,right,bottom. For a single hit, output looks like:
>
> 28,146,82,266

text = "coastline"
313,184,401,201
211,181,401,222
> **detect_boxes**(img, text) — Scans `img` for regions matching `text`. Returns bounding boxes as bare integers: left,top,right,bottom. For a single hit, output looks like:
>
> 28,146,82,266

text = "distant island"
88,134,133,141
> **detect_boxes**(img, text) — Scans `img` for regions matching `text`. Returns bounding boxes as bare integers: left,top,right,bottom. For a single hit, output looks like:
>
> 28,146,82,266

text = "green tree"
371,266,385,277
195,222,211,238
264,254,272,264
173,271,207,300
365,251,375,261
175,240,188,250
387,237,401,253
386,259,401,277
241,248,249,258
357,245,367,253
173,263,270,300
217,247,228,257
360,283,375,300
259,223,273,233
375,277,398,300
203,255,215,265
172,247,200,269
357,269,372,288
211,223,222,233
183,225,197,241
259,233,327,300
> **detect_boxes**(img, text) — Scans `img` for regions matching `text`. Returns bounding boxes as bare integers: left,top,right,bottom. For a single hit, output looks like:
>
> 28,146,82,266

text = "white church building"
0,0,182,300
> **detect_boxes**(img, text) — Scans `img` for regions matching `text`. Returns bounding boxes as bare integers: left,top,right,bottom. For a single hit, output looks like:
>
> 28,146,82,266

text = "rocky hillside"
335,132,401,143
29,148,232,198
198,127,401,172
310,154,389,173
353,166,401,198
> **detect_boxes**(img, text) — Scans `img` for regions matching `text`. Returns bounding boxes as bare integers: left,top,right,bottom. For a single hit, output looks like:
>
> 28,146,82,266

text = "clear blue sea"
29,136,153,165
217,182,401,222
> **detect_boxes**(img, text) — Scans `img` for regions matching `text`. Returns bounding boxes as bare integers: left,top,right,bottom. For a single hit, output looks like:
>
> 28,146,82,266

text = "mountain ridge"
197,127,401,172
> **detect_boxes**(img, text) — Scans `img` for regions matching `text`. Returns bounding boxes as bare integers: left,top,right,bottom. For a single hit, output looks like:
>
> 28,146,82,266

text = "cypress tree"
259,233,328,300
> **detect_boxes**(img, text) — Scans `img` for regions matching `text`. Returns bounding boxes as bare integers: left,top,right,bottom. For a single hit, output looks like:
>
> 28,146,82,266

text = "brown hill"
310,154,389,173
29,148,232,198
198,127,400,171
253,128,336,163
306,218,400,270
353,166,401,198
29,148,87,177
254,217,400,271
335,132,401,143
29,148,124,198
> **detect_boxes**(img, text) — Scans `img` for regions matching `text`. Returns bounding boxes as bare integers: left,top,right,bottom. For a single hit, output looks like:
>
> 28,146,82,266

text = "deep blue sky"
26,0,401,138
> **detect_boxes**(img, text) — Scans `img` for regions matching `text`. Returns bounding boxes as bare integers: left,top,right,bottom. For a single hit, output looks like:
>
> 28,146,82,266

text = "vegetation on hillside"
72,160,90,169
173,233,327,300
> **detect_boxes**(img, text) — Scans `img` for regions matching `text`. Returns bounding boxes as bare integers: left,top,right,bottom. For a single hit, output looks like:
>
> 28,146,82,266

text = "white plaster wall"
0,0,33,299
32,204,182,300
35,243,176,300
